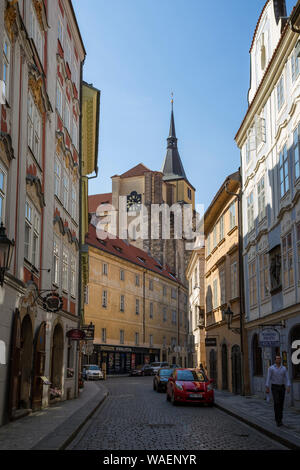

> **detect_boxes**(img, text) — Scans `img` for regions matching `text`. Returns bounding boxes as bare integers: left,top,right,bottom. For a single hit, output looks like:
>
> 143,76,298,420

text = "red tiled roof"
119,163,151,179
88,193,112,213
86,224,182,285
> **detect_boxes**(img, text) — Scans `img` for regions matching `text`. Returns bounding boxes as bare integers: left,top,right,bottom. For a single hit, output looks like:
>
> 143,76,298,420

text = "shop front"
91,345,161,374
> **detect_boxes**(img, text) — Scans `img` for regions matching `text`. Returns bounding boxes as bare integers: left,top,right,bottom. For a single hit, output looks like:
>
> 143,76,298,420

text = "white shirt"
266,364,291,388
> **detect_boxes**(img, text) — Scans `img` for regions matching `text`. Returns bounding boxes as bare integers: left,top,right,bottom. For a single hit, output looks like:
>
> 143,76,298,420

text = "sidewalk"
215,390,300,450
0,381,108,450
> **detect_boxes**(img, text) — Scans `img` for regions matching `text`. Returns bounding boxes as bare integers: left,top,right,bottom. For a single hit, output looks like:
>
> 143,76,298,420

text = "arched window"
291,325,300,380
253,334,263,376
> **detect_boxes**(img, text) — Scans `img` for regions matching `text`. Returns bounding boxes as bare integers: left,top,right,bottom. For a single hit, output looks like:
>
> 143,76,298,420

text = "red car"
166,368,214,406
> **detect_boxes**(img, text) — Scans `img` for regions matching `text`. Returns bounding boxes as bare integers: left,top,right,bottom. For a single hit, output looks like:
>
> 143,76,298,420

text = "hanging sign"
42,293,63,313
66,329,86,341
82,324,95,341
259,328,280,347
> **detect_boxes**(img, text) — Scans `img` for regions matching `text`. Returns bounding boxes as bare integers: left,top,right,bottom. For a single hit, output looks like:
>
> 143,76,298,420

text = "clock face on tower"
127,191,142,212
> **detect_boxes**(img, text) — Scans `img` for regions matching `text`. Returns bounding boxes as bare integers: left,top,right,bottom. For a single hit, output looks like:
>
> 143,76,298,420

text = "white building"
236,0,300,407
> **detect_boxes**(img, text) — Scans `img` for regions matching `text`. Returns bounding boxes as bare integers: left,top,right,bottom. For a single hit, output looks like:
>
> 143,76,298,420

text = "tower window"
187,188,192,200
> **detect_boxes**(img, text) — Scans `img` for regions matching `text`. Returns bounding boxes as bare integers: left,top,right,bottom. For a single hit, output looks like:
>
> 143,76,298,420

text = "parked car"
153,368,173,392
166,368,214,406
150,362,169,374
129,364,154,376
82,365,104,381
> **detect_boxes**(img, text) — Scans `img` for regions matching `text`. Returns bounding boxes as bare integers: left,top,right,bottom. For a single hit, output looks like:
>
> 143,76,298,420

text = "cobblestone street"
68,377,287,450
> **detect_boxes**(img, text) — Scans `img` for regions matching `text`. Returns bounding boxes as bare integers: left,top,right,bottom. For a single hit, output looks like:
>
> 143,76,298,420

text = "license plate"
189,393,202,398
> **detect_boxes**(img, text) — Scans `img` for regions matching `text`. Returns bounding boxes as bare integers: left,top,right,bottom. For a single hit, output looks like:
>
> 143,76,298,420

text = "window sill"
218,238,225,247
227,226,238,237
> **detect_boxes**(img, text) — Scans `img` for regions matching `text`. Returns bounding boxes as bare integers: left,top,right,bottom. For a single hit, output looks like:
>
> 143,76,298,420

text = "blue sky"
73,0,296,210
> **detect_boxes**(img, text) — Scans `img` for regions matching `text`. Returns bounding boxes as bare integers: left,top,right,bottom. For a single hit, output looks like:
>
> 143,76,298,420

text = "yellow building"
204,171,245,393
84,224,189,373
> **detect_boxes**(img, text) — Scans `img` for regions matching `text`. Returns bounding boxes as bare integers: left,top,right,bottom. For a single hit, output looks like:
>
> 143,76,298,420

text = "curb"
58,390,109,450
215,402,300,450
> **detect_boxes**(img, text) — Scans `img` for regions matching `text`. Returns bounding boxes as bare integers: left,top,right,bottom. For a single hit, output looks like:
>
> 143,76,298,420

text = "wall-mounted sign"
42,293,63,313
259,328,280,347
205,338,217,347
66,329,86,341
82,324,95,340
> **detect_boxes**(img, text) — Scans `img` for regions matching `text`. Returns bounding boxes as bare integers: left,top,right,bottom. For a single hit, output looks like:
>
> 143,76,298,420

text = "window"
163,307,167,322
64,101,71,135
150,303,153,319
0,163,7,223
71,187,77,221
102,290,107,308
62,246,68,291
163,285,167,296
53,236,60,285
135,332,139,346
213,279,218,309
2,33,10,102
253,334,263,376
120,330,124,345
220,270,225,305
171,288,177,299
30,5,43,62
231,262,238,299
63,171,69,211
65,38,71,65
54,156,61,198
120,295,125,312
279,145,289,198
150,335,153,347
103,263,108,276
257,175,266,221
247,191,254,232
294,124,300,181
291,43,300,83
24,200,40,268
229,202,236,230
187,188,192,200
120,269,125,281
70,254,76,297
163,336,166,348
282,232,294,289
102,328,106,343
213,225,217,249
207,234,211,256
58,15,64,45
219,215,224,241
259,253,269,301
249,261,257,307
246,139,251,165
27,94,41,162
56,81,63,117
135,274,140,286
136,299,139,315
149,279,153,291
277,75,285,111
72,118,78,149
172,310,176,324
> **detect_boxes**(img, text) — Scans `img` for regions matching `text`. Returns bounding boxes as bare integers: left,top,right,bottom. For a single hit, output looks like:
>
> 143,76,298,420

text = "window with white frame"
72,118,78,149
70,254,76,297
64,101,71,135
249,260,257,307
56,81,63,117
282,232,294,289
213,278,218,309
120,295,125,312
220,270,225,305
291,42,300,83
247,191,254,232
29,5,44,62
2,33,10,103
53,235,60,285
65,37,71,65
135,299,139,315
229,201,236,230
71,187,77,221
259,253,269,301
102,290,107,308
219,215,224,241
279,145,289,198
231,262,238,299
62,246,69,291
277,75,285,111
54,156,61,198
213,225,217,249
58,15,64,46
246,139,251,165
0,163,7,223
63,171,69,211
27,94,41,162
257,175,266,221
103,263,108,276
24,200,40,268
294,124,300,181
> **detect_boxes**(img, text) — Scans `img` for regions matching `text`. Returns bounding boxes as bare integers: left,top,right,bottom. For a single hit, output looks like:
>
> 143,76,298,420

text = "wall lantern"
0,223,15,287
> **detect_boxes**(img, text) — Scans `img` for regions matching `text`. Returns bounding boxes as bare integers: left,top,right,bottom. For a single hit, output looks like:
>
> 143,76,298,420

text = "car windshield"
150,363,161,367
176,370,207,382
86,366,99,371
159,369,172,377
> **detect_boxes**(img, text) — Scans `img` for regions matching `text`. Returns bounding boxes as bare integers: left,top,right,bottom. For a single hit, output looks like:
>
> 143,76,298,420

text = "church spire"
162,95,187,181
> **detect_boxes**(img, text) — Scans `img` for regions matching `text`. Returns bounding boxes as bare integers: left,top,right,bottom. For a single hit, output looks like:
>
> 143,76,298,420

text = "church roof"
116,163,151,179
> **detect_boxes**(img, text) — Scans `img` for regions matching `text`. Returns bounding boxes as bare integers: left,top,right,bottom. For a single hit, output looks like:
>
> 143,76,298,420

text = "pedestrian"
265,355,291,427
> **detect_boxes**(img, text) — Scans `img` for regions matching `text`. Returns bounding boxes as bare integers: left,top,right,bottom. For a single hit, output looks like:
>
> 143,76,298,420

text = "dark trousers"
271,384,285,424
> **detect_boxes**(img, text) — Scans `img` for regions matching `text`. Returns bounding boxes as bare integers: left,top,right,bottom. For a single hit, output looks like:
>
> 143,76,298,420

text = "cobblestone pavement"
69,377,287,450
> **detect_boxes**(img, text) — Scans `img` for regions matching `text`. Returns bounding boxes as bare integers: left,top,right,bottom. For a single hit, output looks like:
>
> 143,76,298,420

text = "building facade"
84,224,189,373
0,0,85,425
236,0,300,407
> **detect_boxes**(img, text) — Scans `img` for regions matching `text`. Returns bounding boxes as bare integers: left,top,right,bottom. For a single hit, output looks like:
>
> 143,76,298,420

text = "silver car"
82,364,104,381
150,362,169,375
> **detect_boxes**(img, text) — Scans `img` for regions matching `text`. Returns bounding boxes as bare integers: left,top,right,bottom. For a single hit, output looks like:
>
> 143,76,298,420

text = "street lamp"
223,305,240,334
0,223,15,287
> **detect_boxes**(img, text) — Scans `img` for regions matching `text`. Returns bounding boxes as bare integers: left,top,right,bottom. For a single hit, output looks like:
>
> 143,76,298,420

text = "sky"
72,0,296,210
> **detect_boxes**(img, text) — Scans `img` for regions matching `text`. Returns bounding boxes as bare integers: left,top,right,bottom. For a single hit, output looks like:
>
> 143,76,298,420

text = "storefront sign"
66,329,86,340
259,328,280,347
82,324,95,340
205,338,217,347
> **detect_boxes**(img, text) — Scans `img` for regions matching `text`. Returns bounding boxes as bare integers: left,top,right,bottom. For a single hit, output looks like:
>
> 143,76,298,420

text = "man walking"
265,355,291,427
